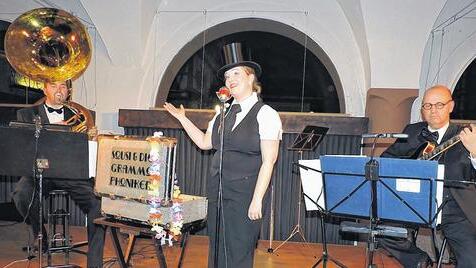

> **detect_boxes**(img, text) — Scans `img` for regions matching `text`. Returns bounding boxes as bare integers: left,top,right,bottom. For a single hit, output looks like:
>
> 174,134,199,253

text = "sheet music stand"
288,125,329,151
1,124,88,179
320,155,441,268
0,125,89,267
271,126,328,253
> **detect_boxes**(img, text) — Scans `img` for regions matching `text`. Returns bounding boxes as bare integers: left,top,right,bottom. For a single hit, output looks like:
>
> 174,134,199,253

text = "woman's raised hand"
163,102,186,121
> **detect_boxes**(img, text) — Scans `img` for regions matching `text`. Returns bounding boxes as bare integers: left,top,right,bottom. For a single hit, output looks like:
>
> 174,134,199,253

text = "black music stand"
0,125,88,267
1,123,88,179
289,125,328,151
272,126,328,252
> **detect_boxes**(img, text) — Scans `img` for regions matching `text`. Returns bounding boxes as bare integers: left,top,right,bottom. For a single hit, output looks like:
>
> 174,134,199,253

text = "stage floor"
0,222,450,267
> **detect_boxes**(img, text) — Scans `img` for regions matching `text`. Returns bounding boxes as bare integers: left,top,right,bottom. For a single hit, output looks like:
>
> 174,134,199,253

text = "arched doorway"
452,57,476,120
155,18,343,113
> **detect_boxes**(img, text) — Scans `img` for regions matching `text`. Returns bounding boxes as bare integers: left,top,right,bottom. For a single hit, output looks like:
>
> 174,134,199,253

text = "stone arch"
154,18,345,113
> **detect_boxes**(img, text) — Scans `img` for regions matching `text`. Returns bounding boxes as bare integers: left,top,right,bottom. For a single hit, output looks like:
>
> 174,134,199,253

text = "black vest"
210,101,265,181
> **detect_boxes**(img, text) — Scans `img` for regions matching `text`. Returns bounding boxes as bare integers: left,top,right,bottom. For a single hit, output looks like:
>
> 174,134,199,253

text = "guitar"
413,135,461,160
412,125,471,160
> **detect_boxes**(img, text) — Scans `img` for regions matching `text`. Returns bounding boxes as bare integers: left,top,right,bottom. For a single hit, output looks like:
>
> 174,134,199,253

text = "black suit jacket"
17,102,75,124
382,122,476,228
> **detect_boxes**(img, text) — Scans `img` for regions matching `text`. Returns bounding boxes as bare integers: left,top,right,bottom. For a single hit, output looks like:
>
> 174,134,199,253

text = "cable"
157,10,308,14
102,257,120,268
0,226,37,267
424,31,435,89
424,3,476,87
428,27,476,86
22,116,43,225
199,10,208,109
299,11,309,112
1,258,32,268
26,223,36,260
432,2,476,31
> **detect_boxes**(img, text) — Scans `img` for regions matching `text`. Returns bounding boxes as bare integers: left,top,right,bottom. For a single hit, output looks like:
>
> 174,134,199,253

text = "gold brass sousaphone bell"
4,8,94,133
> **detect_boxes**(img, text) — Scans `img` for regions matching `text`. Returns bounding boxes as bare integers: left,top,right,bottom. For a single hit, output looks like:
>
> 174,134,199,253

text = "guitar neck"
419,135,461,160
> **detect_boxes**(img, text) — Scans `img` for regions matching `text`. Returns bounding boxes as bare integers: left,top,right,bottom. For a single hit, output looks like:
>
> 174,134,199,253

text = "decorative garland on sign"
147,133,184,246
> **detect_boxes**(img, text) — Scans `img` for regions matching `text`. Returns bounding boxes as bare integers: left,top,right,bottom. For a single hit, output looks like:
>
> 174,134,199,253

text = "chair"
47,190,85,267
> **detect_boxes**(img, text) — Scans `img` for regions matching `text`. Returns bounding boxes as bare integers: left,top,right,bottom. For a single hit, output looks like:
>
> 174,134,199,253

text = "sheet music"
395,179,421,193
89,141,98,178
298,159,325,211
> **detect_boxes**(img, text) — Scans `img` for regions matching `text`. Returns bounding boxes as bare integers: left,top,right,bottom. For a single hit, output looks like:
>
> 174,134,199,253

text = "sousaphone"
4,7,94,134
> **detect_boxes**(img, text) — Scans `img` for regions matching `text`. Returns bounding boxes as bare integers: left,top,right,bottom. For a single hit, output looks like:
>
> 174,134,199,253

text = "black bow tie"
45,105,64,114
420,128,439,143
227,104,242,116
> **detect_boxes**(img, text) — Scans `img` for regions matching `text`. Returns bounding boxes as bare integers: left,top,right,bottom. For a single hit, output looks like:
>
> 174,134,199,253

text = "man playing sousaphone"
13,80,105,268
16,81,71,124
17,80,97,137
5,6,105,267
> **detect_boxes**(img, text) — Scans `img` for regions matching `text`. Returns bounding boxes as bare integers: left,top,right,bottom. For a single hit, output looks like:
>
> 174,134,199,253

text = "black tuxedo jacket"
17,102,75,124
382,122,476,228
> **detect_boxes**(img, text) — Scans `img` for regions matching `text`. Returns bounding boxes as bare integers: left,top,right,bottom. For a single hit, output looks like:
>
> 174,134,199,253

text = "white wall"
361,0,446,88
140,0,369,116
2,0,475,131
414,0,476,121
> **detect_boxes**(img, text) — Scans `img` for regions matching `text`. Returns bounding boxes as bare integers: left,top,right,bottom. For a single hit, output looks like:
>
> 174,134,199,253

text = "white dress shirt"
44,105,64,124
207,92,282,140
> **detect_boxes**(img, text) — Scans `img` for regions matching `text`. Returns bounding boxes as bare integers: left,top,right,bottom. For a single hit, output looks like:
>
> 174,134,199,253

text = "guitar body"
411,133,463,160
409,142,437,159
406,125,469,160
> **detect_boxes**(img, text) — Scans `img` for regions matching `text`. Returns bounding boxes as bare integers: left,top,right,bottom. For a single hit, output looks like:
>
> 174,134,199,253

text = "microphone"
216,86,231,103
362,133,409,139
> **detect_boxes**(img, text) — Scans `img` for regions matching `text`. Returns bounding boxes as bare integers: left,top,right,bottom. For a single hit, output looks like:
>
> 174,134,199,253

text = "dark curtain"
124,127,362,244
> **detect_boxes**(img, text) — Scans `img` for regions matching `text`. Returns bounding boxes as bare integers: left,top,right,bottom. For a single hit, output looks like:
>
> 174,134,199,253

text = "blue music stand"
320,155,441,267
321,155,440,226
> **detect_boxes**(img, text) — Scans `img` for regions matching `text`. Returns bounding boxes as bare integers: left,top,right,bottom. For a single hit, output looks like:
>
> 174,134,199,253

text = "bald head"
421,85,454,129
423,85,452,101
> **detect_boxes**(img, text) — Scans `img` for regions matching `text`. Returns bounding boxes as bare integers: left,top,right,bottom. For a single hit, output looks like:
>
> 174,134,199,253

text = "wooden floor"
0,222,451,267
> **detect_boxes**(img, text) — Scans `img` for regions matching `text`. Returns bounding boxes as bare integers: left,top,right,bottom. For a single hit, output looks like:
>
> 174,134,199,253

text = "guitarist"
378,85,476,268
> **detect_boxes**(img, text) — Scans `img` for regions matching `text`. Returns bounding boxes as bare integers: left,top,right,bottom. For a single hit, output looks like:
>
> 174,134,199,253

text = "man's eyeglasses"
421,99,453,110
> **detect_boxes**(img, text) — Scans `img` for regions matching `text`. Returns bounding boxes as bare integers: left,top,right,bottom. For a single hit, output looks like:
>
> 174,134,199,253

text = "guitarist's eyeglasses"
421,99,453,110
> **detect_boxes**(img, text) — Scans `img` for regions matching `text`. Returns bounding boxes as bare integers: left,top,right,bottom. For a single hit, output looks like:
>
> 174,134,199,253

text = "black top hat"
217,42,262,80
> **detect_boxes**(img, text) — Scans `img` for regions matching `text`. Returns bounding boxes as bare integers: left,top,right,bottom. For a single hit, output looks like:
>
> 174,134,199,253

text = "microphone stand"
364,134,382,268
33,115,49,267
214,92,230,268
